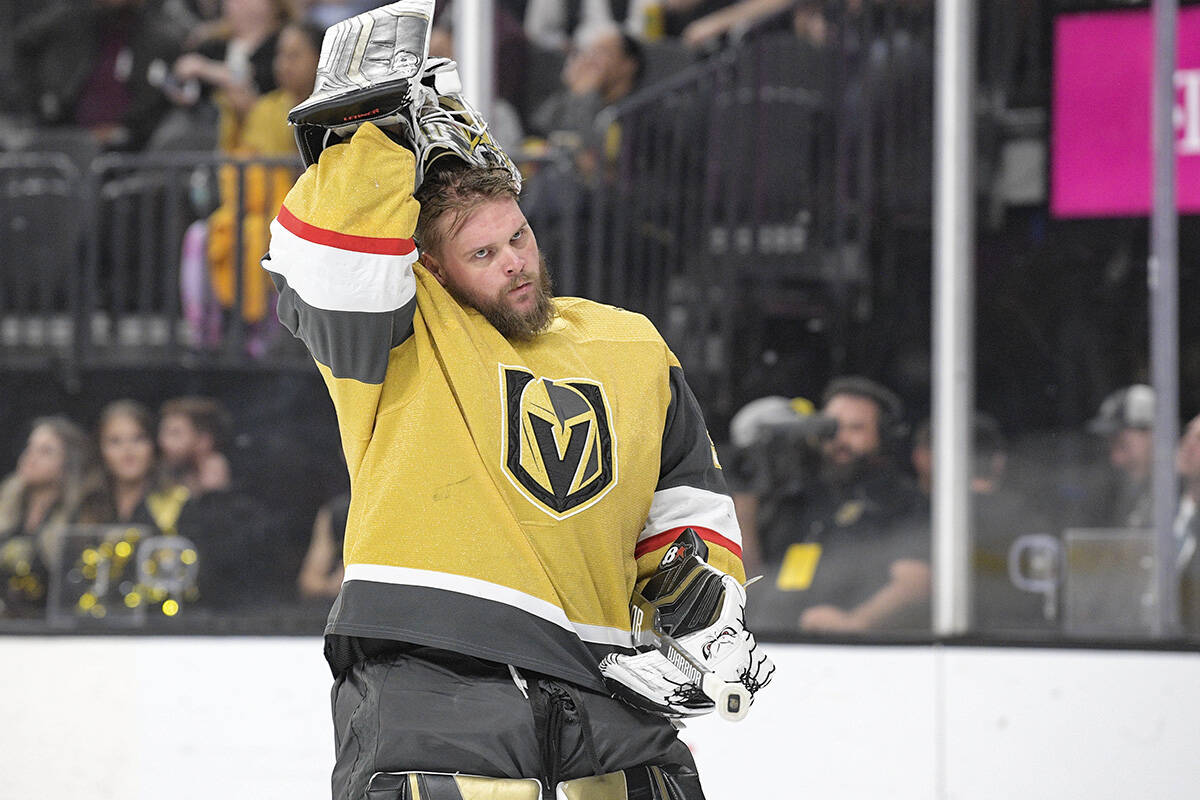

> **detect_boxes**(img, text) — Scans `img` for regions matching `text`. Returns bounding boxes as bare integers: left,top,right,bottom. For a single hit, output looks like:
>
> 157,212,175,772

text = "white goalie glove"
286,0,521,192
600,529,774,719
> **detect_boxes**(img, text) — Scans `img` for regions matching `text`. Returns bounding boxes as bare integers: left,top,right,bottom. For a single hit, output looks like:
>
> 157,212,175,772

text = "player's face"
101,413,155,485
426,196,553,340
18,425,66,489
822,394,883,467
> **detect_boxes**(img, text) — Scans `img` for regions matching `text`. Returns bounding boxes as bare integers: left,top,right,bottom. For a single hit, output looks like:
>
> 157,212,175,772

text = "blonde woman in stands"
0,417,98,617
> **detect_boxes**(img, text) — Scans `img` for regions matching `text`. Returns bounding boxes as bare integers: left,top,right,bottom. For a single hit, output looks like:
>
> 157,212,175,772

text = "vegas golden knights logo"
501,365,617,519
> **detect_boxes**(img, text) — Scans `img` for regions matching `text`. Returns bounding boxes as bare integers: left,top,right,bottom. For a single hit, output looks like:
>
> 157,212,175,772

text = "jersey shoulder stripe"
276,204,416,256
635,525,743,561
267,217,417,314
637,485,741,551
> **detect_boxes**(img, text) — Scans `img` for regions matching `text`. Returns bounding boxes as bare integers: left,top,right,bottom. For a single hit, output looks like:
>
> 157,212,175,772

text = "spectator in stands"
1175,414,1200,633
524,0,616,52
677,0,823,51
522,22,644,270
158,396,233,497
156,394,274,610
13,0,182,151
736,376,927,633
186,19,322,356
152,0,291,150
297,489,350,600
911,414,1055,630
78,400,190,533
529,22,644,150
1087,384,1155,528
0,417,98,617
75,400,198,616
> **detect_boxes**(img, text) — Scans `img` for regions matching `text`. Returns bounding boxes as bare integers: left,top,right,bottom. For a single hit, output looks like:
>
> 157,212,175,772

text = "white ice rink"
1,639,1198,799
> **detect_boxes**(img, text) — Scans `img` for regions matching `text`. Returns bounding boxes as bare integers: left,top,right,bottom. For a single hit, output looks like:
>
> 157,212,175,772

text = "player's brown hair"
413,162,519,258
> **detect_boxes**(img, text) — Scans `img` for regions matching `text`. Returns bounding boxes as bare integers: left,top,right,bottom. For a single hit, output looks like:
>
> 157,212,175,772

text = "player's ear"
420,249,447,285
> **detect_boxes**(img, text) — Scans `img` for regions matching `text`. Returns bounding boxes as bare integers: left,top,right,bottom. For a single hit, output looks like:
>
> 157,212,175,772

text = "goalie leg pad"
556,765,703,800
365,771,541,800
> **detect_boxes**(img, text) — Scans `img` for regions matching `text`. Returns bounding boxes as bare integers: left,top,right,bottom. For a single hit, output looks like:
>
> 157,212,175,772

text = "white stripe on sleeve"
636,485,742,547
268,219,418,313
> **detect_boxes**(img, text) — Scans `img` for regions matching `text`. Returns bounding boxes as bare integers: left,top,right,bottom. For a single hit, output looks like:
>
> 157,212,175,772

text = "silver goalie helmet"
287,0,520,192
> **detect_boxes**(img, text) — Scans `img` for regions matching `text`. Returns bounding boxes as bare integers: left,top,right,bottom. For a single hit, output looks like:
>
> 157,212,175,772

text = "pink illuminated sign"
1052,8,1200,217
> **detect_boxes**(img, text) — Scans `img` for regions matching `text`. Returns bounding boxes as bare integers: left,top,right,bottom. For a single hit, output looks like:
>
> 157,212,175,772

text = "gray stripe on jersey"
658,365,729,495
324,579,614,692
267,260,415,384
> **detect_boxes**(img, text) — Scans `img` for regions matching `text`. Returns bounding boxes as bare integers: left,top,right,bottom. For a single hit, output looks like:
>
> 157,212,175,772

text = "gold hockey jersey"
264,123,743,689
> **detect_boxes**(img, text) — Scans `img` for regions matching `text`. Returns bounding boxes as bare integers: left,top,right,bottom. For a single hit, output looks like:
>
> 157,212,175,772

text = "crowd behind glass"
5,379,1200,639
3,0,1198,639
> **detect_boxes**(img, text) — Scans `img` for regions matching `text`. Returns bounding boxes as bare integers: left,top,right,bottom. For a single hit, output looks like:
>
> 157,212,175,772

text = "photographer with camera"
733,376,929,633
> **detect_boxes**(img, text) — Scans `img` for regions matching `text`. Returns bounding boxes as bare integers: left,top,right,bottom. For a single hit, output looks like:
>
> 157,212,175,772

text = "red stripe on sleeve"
276,204,416,256
635,526,743,560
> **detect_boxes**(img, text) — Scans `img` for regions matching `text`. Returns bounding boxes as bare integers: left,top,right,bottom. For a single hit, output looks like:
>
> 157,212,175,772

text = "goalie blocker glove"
286,0,521,192
600,529,774,718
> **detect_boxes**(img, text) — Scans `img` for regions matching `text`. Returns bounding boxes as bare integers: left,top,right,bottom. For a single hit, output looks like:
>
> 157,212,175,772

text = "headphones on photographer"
820,376,910,454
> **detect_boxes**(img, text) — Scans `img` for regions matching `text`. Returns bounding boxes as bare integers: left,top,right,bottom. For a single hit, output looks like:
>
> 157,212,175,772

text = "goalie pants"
330,644,705,800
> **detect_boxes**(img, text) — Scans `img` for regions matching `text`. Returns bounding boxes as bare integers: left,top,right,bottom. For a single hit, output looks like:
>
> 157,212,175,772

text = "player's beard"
445,255,556,341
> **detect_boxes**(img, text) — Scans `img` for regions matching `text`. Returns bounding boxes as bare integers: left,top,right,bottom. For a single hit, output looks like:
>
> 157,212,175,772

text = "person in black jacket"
737,376,928,633
14,0,182,151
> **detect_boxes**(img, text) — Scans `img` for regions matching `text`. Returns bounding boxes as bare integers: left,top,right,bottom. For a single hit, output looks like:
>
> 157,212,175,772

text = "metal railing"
586,9,935,418
1,7,938,408
80,152,308,368
0,151,316,378
0,148,592,379
582,38,836,417
0,152,86,368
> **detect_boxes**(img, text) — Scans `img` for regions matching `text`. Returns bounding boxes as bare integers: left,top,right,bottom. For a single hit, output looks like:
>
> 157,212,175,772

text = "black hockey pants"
330,645,705,800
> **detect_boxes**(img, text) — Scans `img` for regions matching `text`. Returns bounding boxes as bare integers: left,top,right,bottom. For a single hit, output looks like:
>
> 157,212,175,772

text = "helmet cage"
407,91,522,193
